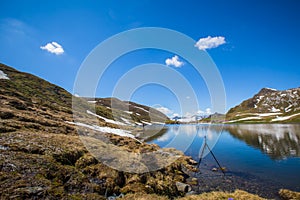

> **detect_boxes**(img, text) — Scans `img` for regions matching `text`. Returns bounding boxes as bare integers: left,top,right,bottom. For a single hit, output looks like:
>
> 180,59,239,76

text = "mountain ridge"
226,87,300,123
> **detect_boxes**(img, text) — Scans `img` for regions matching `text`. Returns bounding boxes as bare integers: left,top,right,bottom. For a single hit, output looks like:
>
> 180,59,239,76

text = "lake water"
146,124,300,197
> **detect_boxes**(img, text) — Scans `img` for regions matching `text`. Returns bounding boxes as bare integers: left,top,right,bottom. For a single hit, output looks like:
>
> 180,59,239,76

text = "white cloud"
165,55,184,67
155,106,173,115
172,113,179,118
40,42,64,55
0,70,9,80
205,108,212,115
184,112,194,118
186,96,190,99
196,108,212,116
195,36,226,50
197,110,205,115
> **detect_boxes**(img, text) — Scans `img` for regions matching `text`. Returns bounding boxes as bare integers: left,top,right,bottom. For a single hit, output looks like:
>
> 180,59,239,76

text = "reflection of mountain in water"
141,125,169,142
224,124,300,160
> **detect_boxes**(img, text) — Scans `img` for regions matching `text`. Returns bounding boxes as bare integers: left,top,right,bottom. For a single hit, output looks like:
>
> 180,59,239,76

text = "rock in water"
176,182,192,193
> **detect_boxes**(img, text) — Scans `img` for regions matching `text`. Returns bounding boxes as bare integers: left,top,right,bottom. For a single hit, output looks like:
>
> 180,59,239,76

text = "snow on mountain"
0,70,10,80
227,87,300,123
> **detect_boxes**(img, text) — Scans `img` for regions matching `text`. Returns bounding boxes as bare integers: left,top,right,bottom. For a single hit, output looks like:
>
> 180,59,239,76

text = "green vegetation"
1,63,300,199
0,63,194,199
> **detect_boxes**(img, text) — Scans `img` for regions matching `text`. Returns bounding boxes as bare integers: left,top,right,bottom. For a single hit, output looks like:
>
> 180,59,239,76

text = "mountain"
84,97,168,126
199,112,225,123
226,87,300,123
0,63,168,134
0,63,197,199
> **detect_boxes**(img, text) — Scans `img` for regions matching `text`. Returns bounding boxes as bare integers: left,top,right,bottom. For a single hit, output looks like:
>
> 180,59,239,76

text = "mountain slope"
226,87,300,123
0,63,168,134
0,63,75,134
85,97,168,126
0,63,196,199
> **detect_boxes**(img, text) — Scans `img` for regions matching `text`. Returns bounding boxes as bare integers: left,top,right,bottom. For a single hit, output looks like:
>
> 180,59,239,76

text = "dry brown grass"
279,189,300,200
179,190,266,200
122,193,169,200
122,190,266,200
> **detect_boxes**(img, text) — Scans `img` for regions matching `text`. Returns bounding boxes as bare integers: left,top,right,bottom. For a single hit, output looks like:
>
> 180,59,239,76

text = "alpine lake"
144,124,300,198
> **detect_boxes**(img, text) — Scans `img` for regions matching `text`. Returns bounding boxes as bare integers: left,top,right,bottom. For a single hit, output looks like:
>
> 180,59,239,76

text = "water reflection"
147,124,300,160
146,124,223,158
140,125,168,142
146,124,300,191
223,124,300,159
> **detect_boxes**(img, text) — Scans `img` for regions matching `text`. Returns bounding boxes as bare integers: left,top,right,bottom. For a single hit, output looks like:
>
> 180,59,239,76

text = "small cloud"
205,108,212,115
0,70,9,80
165,55,184,67
186,96,190,99
197,110,204,115
40,42,64,55
196,108,211,116
195,36,226,50
184,112,194,118
155,106,173,115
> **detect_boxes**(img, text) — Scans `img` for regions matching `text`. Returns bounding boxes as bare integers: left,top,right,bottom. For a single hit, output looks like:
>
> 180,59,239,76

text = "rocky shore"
2,128,300,200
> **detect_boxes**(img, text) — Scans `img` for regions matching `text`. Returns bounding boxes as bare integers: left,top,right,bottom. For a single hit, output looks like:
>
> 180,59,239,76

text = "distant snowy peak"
227,87,300,123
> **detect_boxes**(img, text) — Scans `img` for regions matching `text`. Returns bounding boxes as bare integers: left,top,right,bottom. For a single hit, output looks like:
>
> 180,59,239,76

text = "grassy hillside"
0,63,194,199
226,87,300,123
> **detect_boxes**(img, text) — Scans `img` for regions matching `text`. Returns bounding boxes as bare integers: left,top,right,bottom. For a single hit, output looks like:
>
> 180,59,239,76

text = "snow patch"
88,101,97,104
0,70,9,80
141,121,152,125
258,112,281,117
86,110,126,126
136,113,141,116
270,106,280,112
280,93,287,97
135,106,149,113
265,87,277,91
65,121,139,141
271,113,300,122
124,111,133,114
236,112,281,117
152,121,165,125
121,117,133,125
227,116,262,123
285,104,293,112
255,96,264,106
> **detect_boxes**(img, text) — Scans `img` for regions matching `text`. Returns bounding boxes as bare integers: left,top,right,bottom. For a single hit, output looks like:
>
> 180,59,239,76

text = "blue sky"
1,0,300,117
